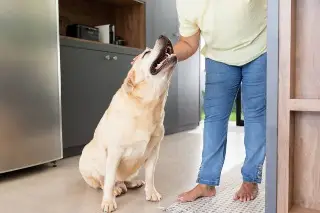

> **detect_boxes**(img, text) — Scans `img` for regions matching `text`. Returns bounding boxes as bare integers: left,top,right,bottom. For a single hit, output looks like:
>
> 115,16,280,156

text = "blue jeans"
197,53,266,186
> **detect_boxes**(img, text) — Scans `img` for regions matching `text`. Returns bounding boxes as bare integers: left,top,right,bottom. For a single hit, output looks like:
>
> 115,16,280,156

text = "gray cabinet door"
107,52,133,77
60,47,132,149
164,66,179,133
177,51,200,128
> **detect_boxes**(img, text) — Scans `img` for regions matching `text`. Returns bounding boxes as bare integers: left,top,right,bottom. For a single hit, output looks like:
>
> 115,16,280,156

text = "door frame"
266,0,279,212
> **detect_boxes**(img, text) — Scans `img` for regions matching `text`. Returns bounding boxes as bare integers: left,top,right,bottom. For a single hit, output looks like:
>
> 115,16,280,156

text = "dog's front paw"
101,199,117,213
145,188,162,202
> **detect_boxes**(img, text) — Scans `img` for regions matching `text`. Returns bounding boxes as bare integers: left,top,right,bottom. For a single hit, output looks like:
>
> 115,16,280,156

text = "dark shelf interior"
59,0,146,49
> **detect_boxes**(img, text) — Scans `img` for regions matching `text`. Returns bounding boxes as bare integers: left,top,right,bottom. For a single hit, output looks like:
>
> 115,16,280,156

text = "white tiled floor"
0,122,245,213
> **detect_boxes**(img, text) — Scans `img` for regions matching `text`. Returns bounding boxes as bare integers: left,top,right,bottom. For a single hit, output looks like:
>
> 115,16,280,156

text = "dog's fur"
79,36,177,212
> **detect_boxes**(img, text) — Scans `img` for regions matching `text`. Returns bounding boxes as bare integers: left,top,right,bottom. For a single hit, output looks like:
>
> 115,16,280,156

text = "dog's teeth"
156,59,165,69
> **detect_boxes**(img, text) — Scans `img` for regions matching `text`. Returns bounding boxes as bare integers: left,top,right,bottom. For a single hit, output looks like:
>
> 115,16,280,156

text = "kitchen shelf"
59,0,146,49
60,36,142,56
289,99,320,112
290,205,320,213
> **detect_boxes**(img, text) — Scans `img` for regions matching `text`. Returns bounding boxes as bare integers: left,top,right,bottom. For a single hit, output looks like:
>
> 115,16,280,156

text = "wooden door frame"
266,0,279,212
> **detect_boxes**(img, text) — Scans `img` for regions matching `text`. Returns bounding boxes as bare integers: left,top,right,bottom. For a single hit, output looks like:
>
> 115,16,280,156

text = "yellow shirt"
176,0,267,66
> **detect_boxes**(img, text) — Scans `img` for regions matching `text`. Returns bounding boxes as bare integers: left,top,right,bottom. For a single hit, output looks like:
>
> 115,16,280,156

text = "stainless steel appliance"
0,0,62,173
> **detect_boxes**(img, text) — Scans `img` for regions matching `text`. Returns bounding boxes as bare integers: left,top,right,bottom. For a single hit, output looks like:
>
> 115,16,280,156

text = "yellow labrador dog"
79,35,177,212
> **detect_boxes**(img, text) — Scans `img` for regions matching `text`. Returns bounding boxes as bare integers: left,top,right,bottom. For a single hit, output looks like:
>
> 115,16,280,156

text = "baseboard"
63,145,84,158
165,123,199,135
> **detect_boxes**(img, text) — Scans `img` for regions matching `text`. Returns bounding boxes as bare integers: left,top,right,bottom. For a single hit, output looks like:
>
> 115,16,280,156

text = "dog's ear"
123,69,136,93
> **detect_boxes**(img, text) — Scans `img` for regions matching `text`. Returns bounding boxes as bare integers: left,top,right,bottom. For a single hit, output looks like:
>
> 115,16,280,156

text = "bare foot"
234,182,259,202
177,184,216,202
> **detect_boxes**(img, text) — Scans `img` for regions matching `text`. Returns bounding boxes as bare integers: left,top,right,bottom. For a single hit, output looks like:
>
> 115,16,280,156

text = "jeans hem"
242,177,262,184
196,178,220,186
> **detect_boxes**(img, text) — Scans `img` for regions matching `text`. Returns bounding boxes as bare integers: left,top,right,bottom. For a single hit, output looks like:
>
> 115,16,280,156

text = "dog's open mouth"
150,36,177,75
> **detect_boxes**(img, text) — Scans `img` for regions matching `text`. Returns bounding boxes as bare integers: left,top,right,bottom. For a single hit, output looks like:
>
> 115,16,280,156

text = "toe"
240,194,245,202
242,194,247,202
177,192,197,203
177,195,189,202
178,192,187,199
249,194,254,201
245,194,249,202
233,193,240,201
177,194,186,202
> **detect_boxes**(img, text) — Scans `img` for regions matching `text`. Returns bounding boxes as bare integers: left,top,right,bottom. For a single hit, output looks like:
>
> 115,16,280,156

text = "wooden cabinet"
277,0,320,213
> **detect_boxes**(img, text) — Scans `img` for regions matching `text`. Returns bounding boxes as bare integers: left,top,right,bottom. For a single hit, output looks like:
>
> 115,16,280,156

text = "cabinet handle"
105,55,111,60
113,56,118,61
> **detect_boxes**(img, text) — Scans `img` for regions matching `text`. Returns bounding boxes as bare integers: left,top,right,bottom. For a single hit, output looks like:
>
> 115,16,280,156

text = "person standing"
174,0,267,202
133,0,267,202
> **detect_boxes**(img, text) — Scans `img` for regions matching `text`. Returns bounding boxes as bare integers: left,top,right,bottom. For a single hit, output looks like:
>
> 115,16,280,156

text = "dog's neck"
120,85,168,110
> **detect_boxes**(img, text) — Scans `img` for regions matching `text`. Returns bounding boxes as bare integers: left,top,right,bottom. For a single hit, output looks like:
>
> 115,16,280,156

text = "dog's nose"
158,35,169,42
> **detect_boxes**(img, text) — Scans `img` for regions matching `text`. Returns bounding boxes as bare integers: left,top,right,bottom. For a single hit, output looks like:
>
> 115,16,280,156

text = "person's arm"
173,31,200,62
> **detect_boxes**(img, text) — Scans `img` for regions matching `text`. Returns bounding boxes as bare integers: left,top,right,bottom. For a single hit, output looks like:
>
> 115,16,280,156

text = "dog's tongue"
155,53,169,69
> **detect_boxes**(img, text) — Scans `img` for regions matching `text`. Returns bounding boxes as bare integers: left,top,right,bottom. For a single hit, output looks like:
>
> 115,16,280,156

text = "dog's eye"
142,50,151,58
